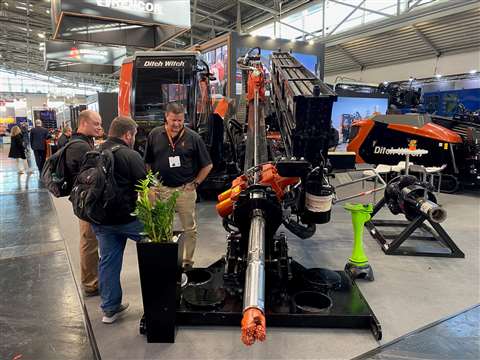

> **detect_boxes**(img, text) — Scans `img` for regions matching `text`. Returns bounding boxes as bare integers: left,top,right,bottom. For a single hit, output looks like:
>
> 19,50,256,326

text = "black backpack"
69,145,122,224
41,139,86,197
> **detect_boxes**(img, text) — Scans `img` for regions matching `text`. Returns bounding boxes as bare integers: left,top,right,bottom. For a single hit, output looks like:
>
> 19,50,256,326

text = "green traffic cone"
344,203,374,281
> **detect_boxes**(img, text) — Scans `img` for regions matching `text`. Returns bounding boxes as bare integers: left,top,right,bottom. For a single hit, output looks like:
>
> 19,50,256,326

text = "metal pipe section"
417,199,447,223
243,207,266,313
253,89,260,184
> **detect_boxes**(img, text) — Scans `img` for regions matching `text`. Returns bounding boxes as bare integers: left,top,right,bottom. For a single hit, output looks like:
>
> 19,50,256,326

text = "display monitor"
236,48,318,95
331,96,389,146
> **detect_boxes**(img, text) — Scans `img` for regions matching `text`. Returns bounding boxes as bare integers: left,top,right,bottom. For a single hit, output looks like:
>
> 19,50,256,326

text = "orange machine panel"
346,119,375,163
118,61,133,117
388,123,462,144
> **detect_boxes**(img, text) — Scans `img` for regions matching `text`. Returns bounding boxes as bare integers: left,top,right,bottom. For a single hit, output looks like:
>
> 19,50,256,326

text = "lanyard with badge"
166,125,185,168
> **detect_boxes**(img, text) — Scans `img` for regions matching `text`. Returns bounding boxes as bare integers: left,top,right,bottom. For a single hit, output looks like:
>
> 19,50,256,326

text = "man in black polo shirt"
144,102,213,268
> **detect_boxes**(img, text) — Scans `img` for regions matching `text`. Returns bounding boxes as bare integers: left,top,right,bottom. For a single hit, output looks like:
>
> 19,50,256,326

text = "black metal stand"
173,259,382,341
366,198,464,258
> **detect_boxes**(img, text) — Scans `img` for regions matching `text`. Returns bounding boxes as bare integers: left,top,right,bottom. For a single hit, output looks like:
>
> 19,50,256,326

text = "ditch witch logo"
96,0,164,15
374,146,425,156
143,60,186,67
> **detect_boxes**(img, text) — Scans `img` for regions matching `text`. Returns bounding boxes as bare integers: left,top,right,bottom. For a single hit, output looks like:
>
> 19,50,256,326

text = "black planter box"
136,232,184,343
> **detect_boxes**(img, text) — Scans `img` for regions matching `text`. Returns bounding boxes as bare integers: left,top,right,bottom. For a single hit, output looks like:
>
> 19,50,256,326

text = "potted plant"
133,171,183,343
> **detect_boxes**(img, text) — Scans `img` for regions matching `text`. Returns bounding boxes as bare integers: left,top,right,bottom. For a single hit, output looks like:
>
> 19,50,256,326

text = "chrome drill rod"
243,207,266,313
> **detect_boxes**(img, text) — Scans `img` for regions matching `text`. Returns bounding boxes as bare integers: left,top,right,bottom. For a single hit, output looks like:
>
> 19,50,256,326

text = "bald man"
64,110,103,297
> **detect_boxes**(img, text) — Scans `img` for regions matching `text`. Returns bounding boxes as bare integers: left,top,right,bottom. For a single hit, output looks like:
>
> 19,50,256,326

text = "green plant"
133,171,179,243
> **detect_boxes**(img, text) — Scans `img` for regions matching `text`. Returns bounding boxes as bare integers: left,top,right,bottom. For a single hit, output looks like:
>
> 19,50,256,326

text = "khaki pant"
78,219,99,292
156,184,197,266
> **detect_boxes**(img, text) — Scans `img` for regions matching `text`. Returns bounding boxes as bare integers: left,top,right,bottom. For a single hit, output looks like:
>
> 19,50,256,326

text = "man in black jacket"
64,110,103,297
57,126,72,148
30,120,50,172
90,116,146,324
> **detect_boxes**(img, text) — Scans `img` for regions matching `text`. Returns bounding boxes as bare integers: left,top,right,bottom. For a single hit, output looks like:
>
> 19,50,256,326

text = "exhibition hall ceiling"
0,0,478,90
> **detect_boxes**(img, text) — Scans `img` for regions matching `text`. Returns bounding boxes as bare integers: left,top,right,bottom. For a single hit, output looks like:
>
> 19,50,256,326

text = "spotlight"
469,69,477,74
435,74,442,78
408,77,414,82
383,81,389,85
309,40,314,45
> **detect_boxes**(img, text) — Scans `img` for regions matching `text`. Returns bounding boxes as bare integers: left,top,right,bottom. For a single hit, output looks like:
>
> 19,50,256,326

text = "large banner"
56,0,190,27
45,40,126,66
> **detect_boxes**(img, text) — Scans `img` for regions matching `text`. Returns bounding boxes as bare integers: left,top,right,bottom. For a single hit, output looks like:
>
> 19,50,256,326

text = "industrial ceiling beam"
411,24,441,56
238,0,278,15
328,0,366,36
328,0,394,18
322,0,479,47
193,22,232,33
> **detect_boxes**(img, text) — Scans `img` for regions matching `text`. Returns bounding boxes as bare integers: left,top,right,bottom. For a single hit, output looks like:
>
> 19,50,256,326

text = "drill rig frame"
139,51,381,344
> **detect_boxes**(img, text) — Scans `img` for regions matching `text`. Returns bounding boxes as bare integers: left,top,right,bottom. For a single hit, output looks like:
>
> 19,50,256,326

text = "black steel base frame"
174,259,382,341
366,198,464,258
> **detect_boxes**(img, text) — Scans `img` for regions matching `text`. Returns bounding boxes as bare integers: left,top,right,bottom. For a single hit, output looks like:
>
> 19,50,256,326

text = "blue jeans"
92,220,144,313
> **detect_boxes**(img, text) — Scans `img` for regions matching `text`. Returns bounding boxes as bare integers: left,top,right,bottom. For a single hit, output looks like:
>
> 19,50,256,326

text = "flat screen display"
331,96,388,145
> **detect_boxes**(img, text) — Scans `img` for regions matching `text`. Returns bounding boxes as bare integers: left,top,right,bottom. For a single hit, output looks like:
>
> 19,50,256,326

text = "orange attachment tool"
216,164,299,218
241,307,266,346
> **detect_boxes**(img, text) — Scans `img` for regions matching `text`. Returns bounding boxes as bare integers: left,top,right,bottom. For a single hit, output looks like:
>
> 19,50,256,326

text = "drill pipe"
241,89,267,345
243,207,266,313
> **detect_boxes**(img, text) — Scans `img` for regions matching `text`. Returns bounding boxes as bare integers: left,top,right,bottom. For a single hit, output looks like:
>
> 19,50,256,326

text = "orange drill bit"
241,307,266,346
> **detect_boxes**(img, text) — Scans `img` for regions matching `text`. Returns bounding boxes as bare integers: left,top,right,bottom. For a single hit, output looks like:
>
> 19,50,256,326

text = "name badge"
169,156,181,168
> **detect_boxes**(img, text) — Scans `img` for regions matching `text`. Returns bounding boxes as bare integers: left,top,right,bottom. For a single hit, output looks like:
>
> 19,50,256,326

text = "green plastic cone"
344,203,373,266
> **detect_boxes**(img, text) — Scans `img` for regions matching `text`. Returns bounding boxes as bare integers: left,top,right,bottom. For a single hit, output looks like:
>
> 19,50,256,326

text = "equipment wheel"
436,174,460,194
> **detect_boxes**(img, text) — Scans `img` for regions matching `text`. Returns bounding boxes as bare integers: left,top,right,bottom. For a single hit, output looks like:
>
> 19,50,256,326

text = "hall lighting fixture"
469,69,477,74
408,77,414,82
309,40,314,45
291,38,296,42
435,74,442,78
383,81,389,85
38,33,45,38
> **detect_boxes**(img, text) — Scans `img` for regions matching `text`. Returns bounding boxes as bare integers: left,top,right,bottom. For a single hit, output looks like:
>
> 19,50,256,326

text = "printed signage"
137,58,189,68
56,0,191,28
45,40,126,66
374,146,425,157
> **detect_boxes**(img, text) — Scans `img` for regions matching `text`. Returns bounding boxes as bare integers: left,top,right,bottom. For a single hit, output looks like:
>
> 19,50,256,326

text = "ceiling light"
309,40,314,45
38,33,45,38
383,81,389,85
469,69,477,74
408,77,414,82
46,9,50,14
435,74,442,78
291,38,296,43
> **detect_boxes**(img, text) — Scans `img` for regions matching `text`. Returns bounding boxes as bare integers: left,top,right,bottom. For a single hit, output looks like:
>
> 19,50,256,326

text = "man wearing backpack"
64,110,103,297
87,116,146,323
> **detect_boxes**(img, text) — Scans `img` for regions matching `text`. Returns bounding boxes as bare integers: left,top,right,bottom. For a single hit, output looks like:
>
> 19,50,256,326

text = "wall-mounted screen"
331,96,388,145
236,48,318,95
202,44,228,97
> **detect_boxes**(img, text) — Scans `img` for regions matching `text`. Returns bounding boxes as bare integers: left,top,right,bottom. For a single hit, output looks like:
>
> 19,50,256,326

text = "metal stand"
174,258,382,341
366,198,465,258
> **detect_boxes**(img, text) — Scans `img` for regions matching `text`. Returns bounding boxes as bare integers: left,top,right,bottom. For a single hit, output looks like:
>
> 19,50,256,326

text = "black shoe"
83,288,99,297
102,303,129,324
